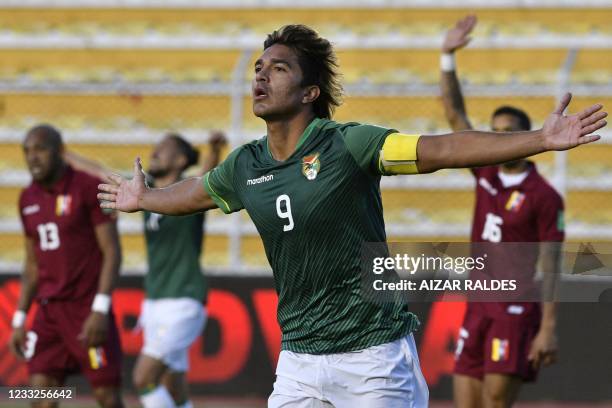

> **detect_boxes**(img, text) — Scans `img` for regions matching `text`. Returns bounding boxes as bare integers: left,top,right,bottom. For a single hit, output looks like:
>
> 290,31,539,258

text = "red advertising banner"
0,275,610,401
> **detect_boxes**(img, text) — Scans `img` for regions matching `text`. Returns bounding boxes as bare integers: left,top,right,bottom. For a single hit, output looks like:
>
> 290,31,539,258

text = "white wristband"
12,310,26,328
440,53,456,72
92,293,111,314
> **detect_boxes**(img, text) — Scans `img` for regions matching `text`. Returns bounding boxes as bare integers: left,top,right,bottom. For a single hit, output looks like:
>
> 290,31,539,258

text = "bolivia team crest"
302,153,320,181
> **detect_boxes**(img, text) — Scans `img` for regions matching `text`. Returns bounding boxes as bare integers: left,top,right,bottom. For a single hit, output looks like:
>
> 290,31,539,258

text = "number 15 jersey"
204,118,419,354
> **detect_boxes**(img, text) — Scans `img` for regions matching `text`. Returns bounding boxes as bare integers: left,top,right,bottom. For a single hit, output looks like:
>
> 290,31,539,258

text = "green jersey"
204,118,418,354
143,210,207,303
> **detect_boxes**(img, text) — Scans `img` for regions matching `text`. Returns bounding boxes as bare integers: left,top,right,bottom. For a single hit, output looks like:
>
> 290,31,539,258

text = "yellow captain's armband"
378,133,421,175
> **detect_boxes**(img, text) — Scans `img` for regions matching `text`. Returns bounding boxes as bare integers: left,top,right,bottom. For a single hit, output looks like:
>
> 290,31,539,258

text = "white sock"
139,385,176,408
176,402,193,408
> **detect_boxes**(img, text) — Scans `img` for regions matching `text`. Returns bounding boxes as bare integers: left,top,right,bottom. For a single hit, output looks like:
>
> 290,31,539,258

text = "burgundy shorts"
453,302,541,382
27,299,122,387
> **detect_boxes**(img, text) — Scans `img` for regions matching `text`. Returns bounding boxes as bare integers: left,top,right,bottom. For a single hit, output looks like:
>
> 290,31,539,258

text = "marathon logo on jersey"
491,338,509,362
55,195,72,216
505,191,525,212
302,153,320,181
246,174,274,186
88,347,107,370
22,204,40,216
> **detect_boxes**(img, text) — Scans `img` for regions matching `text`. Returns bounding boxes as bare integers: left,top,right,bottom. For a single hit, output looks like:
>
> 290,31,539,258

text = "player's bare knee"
483,383,510,407
132,370,156,391
483,374,522,408
133,366,163,395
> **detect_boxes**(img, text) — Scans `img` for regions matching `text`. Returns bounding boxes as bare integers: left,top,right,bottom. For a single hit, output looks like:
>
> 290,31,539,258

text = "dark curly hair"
493,106,531,131
27,124,63,151
167,133,199,171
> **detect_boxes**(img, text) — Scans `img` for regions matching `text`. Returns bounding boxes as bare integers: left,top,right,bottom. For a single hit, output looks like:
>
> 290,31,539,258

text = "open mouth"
254,88,268,100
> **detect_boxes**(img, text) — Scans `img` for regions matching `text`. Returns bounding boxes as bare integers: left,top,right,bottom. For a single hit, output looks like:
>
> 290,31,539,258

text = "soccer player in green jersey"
67,132,225,408
98,25,606,407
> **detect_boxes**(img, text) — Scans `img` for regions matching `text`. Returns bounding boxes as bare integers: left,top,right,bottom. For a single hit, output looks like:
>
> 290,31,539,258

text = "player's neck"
266,112,316,161
500,160,530,174
153,172,181,188
40,163,67,190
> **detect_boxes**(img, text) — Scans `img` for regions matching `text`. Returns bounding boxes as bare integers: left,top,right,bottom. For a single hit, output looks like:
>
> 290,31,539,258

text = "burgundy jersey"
469,163,564,297
19,166,112,301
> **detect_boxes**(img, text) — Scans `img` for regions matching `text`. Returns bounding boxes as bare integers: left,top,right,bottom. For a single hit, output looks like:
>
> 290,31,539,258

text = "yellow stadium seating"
0,6,610,271
0,50,239,84
0,94,232,132
0,8,609,36
0,187,21,221
572,50,612,85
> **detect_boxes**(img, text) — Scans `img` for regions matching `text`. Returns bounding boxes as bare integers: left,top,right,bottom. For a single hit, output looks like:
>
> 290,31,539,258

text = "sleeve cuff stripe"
204,172,231,214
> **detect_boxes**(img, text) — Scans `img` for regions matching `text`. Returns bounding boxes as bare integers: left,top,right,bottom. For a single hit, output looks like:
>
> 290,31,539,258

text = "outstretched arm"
98,158,217,215
440,15,476,132
414,93,606,173
64,150,112,181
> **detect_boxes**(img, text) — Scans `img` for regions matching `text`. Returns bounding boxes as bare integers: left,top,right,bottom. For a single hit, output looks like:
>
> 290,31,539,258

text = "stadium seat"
572,50,612,85
0,8,609,42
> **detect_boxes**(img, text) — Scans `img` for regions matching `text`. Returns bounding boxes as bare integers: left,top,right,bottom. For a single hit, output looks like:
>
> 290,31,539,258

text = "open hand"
528,328,558,370
78,312,109,348
98,158,146,213
8,327,27,360
442,15,477,53
542,93,607,151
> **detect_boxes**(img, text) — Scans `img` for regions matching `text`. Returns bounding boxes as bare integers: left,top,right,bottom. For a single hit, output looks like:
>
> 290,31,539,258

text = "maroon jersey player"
8,125,124,408
441,16,564,408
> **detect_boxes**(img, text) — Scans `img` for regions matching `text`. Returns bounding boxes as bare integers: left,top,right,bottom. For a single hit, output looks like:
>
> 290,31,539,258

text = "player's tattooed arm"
196,130,228,177
440,15,476,132
98,158,218,215
9,238,38,359
529,241,561,369
79,221,122,348
415,93,607,173
440,72,472,132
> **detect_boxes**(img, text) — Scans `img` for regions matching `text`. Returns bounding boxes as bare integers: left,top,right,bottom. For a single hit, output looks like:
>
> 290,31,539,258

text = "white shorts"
140,297,206,372
269,334,429,408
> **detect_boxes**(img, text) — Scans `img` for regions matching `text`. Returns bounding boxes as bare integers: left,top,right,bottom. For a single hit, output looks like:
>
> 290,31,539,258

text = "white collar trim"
498,169,530,188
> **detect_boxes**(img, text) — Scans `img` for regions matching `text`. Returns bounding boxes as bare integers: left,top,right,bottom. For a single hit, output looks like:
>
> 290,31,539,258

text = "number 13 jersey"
19,166,114,302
